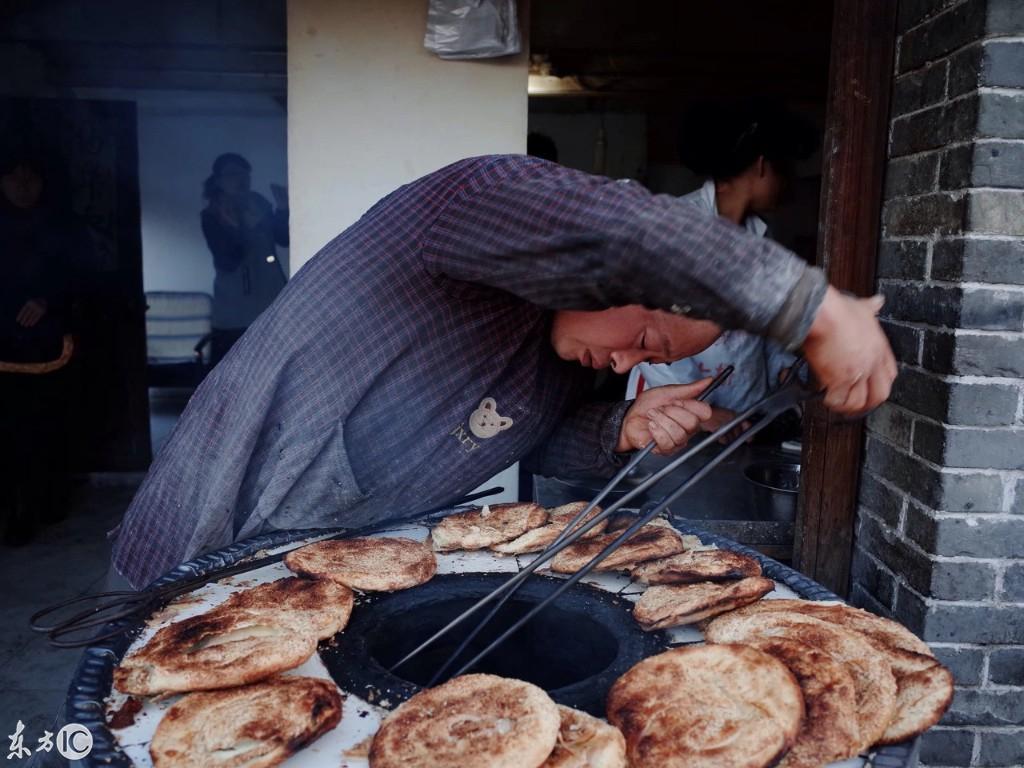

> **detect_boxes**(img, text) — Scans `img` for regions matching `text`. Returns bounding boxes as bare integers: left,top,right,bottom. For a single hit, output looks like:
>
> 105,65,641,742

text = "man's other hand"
618,379,713,455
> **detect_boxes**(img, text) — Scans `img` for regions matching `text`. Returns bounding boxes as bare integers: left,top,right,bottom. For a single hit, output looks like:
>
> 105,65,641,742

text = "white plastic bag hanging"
424,0,521,60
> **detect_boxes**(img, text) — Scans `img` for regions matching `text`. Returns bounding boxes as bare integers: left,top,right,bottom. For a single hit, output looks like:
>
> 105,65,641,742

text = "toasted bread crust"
606,645,804,768
369,674,560,768
550,524,685,574
541,705,626,768
704,611,899,750
284,537,436,591
149,676,342,768
745,638,860,768
877,664,954,745
633,577,775,630
630,550,763,585
216,576,355,637
431,503,548,552
492,503,606,555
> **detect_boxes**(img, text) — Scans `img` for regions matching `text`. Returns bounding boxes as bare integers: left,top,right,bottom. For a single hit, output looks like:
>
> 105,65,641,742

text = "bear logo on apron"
468,397,513,439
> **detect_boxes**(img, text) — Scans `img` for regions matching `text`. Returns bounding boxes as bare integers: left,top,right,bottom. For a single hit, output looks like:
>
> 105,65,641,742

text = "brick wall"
850,0,1024,765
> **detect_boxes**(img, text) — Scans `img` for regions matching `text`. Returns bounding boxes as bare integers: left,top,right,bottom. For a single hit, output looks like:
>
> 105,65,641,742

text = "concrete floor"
0,388,188,764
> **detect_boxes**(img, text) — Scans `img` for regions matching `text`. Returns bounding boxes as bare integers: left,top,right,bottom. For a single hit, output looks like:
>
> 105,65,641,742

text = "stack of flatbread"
285,536,437,591
115,575,359,767
369,673,626,768
703,600,954,756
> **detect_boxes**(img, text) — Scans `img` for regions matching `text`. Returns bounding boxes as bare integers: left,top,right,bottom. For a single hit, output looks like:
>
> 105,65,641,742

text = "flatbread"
492,502,607,555
712,599,935,672
114,610,317,696
550,523,685,574
541,706,627,768
606,644,804,768
368,673,560,768
431,503,548,552
630,550,763,585
877,664,954,745
215,576,355,638
744,638,860,768
633,577,775,631
704,611,898,750
150,676,343,768
284,537,436,591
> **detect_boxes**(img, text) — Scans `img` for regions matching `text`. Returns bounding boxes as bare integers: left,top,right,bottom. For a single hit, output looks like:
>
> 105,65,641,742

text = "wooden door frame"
793,0,898,596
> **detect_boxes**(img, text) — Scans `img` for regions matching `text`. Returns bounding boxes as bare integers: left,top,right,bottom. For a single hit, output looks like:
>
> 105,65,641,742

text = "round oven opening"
318,572,666,716
368,595,619,691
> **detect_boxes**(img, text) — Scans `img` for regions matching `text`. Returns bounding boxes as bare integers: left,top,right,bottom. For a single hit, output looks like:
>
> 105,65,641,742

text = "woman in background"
628,102,818,440
201,152,289,364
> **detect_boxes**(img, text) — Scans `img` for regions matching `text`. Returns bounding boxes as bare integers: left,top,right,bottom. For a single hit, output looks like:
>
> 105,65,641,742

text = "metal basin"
744,461,800,521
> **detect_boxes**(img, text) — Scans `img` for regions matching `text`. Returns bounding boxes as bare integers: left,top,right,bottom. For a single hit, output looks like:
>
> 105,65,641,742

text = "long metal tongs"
393,362,815,683
29,486,504,648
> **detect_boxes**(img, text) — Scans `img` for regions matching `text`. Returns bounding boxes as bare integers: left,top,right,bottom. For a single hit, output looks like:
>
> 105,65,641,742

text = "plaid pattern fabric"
112,155,821,587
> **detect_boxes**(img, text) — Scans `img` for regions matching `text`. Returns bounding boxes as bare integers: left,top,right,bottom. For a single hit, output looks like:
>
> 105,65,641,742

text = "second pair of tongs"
393,362,815,684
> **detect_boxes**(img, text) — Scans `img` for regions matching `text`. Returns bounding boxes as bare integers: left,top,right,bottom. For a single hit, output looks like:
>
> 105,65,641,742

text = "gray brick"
849,582,894,618
891,366,1020,427
883,193,966,236
868,403,915,450
898,0,963,33
979,730,1024,767
932,646,985,685
989,648,1024,685
978,92,1024,140
893,581,929,635
899,0,986,73
866,437,1005,511
939,141,1024,190
859,471,906,528
881,320,923,366
961,287,1024,331
988,0,1024,36
919,727,975,766
878,240,930,280
858,512,934,595
850,547,898,610
906,506,1024,556
881,282,961,326
892,63,948,118
932,238,1024,285
943,688,1024,725
1015,477,1024,514
914,421,1024,470
982,40,1024,89
1005,562,1024,601
923,329,1024,378
930,559,998,600
891,95,979,156
968,190,1024,237
948,42,984,97
886,153,940,198
927,604,1024,644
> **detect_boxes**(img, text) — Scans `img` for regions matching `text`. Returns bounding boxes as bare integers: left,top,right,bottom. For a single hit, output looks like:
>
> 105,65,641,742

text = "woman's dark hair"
203,152,251,200
677,101,818,181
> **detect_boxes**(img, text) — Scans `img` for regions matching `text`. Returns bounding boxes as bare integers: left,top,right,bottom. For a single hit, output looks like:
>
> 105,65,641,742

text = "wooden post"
794,0,898,596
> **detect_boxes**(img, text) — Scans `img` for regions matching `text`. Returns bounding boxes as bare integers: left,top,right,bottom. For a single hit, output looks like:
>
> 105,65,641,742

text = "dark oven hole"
369,597,619,691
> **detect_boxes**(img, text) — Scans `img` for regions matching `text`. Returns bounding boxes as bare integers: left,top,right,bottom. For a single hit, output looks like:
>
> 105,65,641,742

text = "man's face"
550,306,721,374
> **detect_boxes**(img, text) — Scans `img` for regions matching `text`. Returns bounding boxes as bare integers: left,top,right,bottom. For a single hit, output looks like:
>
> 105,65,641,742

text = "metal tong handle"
32,486,506,648
396,365,734,681
447,370,817,678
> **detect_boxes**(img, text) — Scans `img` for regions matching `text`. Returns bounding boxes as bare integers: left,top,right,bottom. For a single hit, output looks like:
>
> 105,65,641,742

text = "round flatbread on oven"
711,598,935,672
369,673,560,768
492,502,608,555
633,577,775,630
284,537,436,591
630,550,762,585
744,638,860,768
114,607,318,696
431,503,548,552
541,705,626,768
704,611,898,750
550,523,685,574
606,644,804,768
216,576,355,637
150,676,343,768
877,663,954,745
